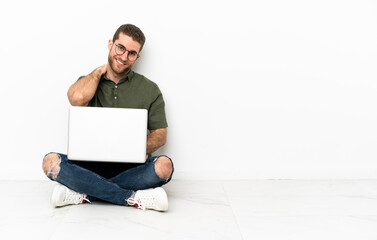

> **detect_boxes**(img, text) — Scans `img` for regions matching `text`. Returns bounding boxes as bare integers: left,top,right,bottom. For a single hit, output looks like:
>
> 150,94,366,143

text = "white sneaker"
50,184,90,207
127,187,168,211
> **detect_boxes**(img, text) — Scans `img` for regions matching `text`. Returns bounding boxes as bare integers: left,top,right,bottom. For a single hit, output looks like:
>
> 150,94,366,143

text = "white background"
0,0,376,180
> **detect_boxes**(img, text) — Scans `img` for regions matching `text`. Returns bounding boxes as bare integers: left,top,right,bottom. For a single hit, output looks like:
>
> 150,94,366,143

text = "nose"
119,50,129,61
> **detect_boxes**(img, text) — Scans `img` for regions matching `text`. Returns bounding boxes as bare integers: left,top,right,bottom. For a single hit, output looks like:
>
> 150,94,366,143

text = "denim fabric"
44,153,174,206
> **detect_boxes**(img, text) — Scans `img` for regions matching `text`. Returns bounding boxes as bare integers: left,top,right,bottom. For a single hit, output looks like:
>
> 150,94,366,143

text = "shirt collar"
102,70,134,84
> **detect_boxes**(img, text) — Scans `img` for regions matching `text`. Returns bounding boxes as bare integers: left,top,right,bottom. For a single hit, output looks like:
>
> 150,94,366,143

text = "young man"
42,24,173,211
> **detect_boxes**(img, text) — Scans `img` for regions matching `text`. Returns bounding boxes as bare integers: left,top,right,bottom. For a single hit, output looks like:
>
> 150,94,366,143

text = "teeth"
117,60,125,65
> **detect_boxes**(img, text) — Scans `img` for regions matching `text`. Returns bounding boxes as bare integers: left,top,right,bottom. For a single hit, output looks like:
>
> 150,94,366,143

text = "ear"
108,40,113,51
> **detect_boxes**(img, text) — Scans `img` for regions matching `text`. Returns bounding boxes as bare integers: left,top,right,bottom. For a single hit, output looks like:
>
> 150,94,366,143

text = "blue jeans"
43,153,174,206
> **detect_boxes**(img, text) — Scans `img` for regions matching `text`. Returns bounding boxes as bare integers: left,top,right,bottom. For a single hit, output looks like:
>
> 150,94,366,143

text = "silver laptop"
67,106,148,163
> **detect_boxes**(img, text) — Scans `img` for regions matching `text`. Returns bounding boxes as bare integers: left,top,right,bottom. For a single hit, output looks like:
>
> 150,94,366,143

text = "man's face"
107,33,141,77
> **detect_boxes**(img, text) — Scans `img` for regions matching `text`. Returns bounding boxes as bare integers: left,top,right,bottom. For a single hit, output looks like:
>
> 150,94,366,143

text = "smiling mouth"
116,59,127,66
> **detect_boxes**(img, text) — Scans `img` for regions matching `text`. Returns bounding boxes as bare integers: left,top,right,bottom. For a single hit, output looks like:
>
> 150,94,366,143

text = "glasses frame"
113,43,139,61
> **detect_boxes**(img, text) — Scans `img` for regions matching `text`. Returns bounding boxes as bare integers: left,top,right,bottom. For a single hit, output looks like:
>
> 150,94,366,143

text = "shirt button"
114,96,117,100
115,85,118,89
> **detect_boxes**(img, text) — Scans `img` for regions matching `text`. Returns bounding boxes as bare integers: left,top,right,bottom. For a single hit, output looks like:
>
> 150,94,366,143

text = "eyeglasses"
113,43,139,61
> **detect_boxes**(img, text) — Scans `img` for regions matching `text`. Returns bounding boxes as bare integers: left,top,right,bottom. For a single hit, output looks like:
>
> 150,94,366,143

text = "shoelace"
64,191,91,205
127,195,157,211
127,198,146,210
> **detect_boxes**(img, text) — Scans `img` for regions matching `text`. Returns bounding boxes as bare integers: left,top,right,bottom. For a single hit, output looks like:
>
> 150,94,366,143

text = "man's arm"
147,128,167,154
67,64,107,106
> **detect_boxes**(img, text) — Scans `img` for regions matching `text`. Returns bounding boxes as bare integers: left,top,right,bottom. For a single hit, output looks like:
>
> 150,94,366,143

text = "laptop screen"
67,106,148,163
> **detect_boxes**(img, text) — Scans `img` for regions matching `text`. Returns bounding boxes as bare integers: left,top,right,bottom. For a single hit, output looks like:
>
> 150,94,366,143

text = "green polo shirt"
85,70,168,130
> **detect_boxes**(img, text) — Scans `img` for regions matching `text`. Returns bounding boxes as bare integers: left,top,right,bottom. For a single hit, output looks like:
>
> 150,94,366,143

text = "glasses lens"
128,52,138,61
115,44,125,55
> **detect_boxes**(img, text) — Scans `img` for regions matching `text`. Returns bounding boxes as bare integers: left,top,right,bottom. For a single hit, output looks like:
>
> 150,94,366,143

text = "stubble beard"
108,55,131,77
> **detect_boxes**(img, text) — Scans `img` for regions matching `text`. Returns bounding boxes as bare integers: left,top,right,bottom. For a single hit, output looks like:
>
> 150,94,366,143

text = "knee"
42,153,61,180
154,156,173,180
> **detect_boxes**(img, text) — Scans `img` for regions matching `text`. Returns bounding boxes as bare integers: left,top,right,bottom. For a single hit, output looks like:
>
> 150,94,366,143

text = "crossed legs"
43,153,173,181
42,153,174,206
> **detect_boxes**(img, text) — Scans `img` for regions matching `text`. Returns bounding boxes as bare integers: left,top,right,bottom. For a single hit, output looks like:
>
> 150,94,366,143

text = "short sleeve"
148,86,168,130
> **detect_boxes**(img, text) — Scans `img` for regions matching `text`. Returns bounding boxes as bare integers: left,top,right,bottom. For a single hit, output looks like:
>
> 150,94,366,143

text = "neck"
106,65,131,84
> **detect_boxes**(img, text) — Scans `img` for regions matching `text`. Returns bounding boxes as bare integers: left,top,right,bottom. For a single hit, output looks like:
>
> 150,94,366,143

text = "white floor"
1,179,377,240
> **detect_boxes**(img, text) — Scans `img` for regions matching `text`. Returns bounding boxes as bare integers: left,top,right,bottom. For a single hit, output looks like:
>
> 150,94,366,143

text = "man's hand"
147,128,167,154
67,64,107,106
97,64,107,76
